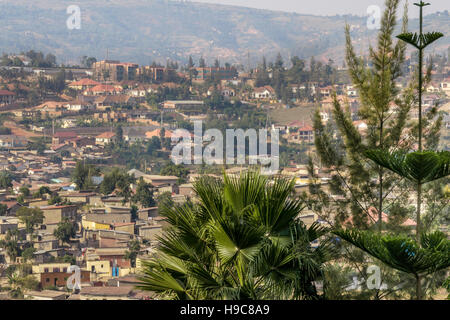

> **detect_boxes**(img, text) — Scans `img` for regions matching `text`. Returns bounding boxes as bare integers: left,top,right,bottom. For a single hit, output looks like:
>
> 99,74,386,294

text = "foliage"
54,218,77,245
334,229,450,277
125,240,141,268
16,207,44,234
132,178,156,208
138,171,334,300
72,161,100,191
0,171,12,189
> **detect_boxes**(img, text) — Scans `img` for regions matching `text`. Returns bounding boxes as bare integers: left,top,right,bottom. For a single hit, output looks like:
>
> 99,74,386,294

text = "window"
44,268,49,273
46,278,50,282
63,268,67,273
54,268,60,272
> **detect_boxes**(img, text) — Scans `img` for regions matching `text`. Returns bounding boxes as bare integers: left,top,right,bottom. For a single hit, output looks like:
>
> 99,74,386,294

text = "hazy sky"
193,0,450,17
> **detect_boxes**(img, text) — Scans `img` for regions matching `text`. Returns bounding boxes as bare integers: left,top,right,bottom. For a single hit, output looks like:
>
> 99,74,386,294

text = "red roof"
254,86,275,94
96,132,116,139
0,201,21,209
298,125,314,132
86,84,121,93
69,78,100,87
0,90,15,96
53,131,78,138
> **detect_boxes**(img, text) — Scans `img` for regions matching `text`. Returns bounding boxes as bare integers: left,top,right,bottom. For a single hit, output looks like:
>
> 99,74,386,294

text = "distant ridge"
0,0,448,65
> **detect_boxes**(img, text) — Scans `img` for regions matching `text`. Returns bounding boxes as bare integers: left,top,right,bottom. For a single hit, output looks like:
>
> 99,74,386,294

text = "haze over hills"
0,0,448,66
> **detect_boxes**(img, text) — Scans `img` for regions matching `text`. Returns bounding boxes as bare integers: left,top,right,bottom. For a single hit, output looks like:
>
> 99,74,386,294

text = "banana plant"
334,2,448,300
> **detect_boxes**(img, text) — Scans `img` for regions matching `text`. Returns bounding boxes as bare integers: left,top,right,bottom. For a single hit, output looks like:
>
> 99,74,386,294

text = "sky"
192,0,450,18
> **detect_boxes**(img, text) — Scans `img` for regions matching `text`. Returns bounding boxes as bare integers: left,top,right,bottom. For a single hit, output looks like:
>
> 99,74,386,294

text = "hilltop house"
95,132,117,146
253,86,276,100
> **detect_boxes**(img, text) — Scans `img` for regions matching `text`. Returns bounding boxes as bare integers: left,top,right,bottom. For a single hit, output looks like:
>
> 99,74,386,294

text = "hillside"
0,0,448,65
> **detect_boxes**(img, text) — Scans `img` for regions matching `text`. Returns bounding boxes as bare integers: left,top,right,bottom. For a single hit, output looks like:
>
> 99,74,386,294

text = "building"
84,84,123,96
0,90,15,106
163,100,204,111
52,131,78,146
253,86,276,100
68,78,101,91
95,132,117,146
39,205,78,225
0,135,28,148
93,60,139,82
24,290,67,300
193,66,237,81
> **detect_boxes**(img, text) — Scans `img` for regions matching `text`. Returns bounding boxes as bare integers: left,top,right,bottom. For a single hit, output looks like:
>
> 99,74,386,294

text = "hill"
0,0,448,65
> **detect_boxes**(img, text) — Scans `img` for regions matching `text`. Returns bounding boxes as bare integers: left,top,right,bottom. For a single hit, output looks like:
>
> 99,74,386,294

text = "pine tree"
309,0,448,300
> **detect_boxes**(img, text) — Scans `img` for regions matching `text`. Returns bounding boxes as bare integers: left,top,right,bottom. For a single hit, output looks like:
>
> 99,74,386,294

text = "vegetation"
138,171,334,300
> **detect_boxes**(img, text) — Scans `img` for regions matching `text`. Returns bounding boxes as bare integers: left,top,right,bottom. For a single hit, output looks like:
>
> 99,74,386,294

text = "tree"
100,168,135,201
312,0,412,232
48,192,63,205
0,203,7,216
0,171,12,189
21,247,36,263
0,229,21,262
334,229,450,300
132,177,156,208
16,207,44,234
125,240,141,268
54,218,77,245
352,2,448,300
160,162,189,183
72,161,99,191
19,186,30,197
137,171,334,300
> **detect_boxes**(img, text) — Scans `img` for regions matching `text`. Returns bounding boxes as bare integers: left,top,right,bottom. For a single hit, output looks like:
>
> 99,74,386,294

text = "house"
0,200,22,216
33,101,67,117
138,224,163,241
78,286,147,300
95,95,134,110
0,217,19,239
64,100,94,112
253,86,276,100
63,192,98,204
84,84,123,96
84,212,131,226
38,268,90,289
319,86,333,97
68,78,101,91
39,205,78,225
287,124,314,144
95,132,117,146
136,207,158,220
129,84,153,97
0,135,28,148
0,90,15,106
24,290,67,300
163,100,204,111
440,79,450,96
52,131,78,145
